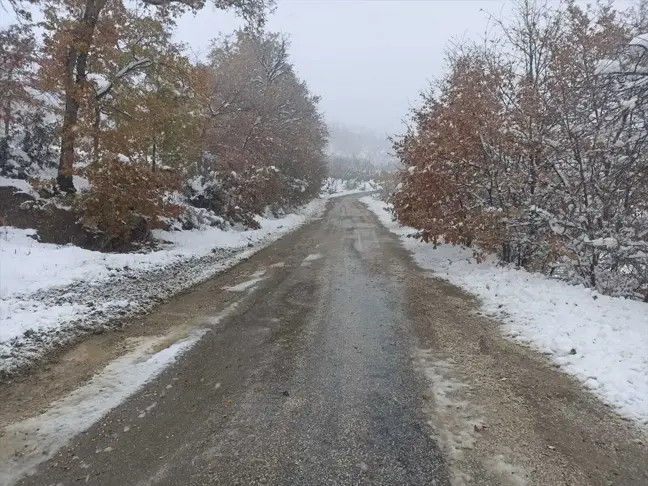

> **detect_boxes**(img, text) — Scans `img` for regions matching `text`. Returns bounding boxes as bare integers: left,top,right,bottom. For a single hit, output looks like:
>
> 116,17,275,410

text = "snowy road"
2,197,647,485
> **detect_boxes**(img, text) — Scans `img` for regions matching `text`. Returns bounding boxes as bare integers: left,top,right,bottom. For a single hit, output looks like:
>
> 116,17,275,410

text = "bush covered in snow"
186,165,321,230
391,2,648,300
321,178,381,195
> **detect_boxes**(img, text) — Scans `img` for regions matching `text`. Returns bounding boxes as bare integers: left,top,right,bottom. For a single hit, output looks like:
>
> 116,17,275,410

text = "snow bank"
0,199,326,374
0,175,89,197
1,203,320,302
360,196,648,428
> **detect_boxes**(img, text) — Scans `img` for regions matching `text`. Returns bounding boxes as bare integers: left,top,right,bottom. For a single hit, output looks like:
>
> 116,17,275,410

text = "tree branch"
96,57,152,100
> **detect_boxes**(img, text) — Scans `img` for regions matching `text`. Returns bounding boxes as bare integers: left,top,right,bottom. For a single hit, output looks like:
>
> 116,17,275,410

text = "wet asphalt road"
15,197,450,486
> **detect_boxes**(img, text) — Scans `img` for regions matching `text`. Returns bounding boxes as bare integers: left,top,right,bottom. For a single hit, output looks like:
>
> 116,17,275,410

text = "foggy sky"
175,0,513,137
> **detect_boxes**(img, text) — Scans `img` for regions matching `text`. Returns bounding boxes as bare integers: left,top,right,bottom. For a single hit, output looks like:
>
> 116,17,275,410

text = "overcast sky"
175,0,516,136
1,0,611,137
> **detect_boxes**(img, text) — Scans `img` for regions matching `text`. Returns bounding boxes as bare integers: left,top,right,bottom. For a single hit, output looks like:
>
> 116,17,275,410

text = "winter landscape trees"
194,30,328,225
391,0,648,299
0,0,328,245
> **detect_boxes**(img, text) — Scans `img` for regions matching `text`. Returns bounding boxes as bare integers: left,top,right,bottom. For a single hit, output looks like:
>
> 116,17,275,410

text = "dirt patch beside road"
406,267,648,485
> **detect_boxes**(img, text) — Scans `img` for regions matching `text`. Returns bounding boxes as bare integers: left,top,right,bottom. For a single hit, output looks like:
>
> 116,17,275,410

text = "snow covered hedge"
390,3,648,300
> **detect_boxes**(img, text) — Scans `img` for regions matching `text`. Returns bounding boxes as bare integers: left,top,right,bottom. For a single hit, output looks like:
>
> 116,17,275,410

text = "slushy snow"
0,329,207,486
222,270,266,292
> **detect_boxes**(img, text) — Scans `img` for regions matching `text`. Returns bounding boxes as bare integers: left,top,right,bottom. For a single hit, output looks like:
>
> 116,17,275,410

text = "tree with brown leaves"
392,0,648,298
37,0,272,192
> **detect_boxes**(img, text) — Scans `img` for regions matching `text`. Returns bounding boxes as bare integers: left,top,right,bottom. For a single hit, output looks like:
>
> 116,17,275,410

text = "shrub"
78,158,182,245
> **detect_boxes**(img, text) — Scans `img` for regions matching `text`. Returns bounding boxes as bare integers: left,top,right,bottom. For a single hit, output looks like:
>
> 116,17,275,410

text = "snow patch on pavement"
302,253,323,266
361,195,648,429
205,301,241,327
223,270,266,292
484,456,528,486
416,349,483,460
0,329,207,486
416,348,529,486
415,349,485,486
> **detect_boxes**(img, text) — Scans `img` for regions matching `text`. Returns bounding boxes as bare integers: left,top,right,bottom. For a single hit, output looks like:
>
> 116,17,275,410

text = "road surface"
3,196,648,485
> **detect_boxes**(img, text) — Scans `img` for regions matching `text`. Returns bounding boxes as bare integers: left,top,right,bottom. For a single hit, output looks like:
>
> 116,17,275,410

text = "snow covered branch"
95,57,152,100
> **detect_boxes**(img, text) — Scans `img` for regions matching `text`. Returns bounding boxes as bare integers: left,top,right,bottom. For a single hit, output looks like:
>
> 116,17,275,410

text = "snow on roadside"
0,199,326,376
2,202,322,300
321,178,380,198
0,329,207,486
360,195,648,429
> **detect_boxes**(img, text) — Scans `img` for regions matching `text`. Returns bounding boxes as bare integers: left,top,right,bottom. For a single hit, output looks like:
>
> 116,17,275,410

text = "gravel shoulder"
390,226,648,483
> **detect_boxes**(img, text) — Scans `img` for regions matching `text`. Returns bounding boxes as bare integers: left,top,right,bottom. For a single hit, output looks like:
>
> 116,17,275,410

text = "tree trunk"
3,102,10,138
58,48,79,192
4,68,13,138
152,139,157,172
502,242,511,263
92,103,101,164
57,0,107,193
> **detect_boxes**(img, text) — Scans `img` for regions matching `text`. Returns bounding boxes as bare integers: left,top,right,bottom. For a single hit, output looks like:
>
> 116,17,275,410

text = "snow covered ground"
1,198,326,376
0,176,36,195
1,174,90,196
321,178,380,198
361,195,648,429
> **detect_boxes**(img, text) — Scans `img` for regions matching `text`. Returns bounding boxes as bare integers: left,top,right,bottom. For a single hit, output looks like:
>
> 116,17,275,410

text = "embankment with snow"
0,194,326,377
361,195,648,429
